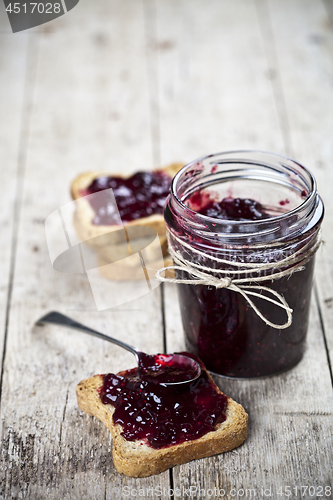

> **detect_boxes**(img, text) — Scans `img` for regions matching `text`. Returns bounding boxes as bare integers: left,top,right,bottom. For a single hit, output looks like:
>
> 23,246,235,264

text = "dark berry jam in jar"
164,151,324,378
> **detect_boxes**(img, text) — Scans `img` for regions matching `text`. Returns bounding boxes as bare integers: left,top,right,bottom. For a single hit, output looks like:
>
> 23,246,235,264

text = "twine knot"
155,230,322,330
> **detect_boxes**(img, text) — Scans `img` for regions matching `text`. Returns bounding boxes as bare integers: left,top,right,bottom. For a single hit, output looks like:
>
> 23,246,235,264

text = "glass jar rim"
170,149,317,228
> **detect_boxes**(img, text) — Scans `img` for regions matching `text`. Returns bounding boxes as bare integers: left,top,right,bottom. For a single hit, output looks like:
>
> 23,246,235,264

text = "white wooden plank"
0,0,170,497
0,8,30,376
267,0,333,371
28,0,156,179
155,0,286,165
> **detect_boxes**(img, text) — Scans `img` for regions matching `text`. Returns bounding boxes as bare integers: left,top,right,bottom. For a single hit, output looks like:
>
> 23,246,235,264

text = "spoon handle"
36,311,139,359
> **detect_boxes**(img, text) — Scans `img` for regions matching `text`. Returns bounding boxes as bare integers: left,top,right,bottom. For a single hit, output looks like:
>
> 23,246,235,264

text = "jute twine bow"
155,231,322,330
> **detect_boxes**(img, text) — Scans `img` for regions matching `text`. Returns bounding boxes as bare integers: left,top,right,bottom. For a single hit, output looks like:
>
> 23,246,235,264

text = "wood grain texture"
266,0,333,374
159,0,333,497
0,11,30,381
165,284,333,496
154,0,286,165
0,0,170,498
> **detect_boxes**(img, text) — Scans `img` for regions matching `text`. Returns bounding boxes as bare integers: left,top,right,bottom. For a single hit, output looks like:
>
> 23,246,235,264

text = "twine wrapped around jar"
156,230,322,330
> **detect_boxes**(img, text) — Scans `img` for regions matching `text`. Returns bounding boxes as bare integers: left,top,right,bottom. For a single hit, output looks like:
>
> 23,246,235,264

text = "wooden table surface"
0,0,332,498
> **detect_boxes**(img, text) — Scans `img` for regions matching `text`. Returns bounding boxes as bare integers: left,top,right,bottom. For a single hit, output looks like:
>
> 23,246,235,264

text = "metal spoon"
36,311,201,386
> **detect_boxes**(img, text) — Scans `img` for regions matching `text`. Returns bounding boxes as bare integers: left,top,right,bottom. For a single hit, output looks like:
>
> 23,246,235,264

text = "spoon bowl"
36,311,201,386
137,352,201,385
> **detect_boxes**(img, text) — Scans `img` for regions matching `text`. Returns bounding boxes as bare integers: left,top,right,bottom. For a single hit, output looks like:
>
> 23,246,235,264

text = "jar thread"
155,230,322,330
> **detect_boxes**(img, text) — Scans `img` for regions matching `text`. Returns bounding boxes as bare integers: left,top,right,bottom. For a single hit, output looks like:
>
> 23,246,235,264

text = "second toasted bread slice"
70,163,184,252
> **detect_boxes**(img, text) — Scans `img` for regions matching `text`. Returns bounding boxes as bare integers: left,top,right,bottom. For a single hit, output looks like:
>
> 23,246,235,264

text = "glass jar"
164,151,324,378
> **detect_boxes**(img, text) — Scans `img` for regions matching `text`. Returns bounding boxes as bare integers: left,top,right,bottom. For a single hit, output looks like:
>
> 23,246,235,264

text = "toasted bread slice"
76,371,248,477
70,163,184,254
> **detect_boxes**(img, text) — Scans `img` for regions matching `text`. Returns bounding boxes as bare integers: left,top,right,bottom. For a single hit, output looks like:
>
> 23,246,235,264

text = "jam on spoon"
138,353,200,384
36,311,201,385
